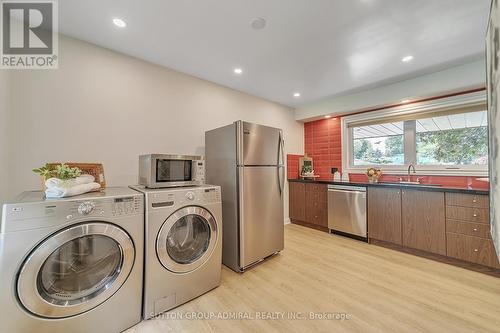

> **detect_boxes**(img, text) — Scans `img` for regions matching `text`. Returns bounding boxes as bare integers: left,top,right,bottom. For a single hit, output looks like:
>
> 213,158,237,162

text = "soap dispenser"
331,167,341,181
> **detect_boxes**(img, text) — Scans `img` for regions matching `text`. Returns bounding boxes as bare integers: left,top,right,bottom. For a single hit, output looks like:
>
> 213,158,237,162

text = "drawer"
446,219,491,239
446,206,489,224
305,183,327,193
446,233,500,268
445,193,489,209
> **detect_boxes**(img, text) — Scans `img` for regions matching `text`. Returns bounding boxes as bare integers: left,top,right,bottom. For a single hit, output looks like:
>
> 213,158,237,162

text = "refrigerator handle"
278,130,285,166
238,166,245,267
237,121,244,165
278,131,285,197
278,166,284,197
277,166,282,196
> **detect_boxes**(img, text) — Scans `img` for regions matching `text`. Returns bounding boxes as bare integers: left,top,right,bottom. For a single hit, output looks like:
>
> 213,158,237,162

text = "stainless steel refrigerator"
205,121,285,272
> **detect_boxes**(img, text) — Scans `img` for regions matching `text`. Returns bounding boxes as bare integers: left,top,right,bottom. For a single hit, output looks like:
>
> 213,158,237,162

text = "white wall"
0,70,10,207
295,59,486,120
7,36,303,220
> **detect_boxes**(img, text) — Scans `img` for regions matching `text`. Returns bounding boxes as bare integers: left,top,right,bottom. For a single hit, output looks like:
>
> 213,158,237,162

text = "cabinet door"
289,182,306,221
305,198,328,227
367,187,402,245
305,183,328,227
402,189,446,255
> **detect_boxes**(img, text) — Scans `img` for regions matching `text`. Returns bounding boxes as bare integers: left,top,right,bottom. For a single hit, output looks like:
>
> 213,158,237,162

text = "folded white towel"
45,182,101,198
45,174,95,189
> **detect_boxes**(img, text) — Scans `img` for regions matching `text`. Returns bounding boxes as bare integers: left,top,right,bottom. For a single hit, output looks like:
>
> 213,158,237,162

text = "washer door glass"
17,223,135,319
167,214,210,264
38,234,122,304
157,206,218,273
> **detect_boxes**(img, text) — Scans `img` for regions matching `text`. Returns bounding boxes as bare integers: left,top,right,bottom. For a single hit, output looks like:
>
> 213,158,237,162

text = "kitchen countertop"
288,178,489,195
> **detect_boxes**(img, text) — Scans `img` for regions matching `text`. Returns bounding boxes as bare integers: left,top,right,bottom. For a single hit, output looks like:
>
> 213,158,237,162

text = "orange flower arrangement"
366,167,382,183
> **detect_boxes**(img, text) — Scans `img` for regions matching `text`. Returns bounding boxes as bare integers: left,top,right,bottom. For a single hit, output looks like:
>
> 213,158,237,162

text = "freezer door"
239,166,284,269
237,121,284,166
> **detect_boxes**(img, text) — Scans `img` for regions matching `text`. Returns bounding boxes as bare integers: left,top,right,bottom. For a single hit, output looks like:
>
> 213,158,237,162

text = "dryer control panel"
149,186,221,210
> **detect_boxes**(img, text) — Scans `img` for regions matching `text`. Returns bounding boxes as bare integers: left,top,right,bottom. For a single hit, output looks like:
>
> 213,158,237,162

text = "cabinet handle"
474,249,479,252
473,213,478,217
473,228,478,231
472,199,477,203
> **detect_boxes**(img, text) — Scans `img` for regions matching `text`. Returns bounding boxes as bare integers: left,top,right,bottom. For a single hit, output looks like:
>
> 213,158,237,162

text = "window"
415,112,488,166
353,121,404,166
343,93,488,175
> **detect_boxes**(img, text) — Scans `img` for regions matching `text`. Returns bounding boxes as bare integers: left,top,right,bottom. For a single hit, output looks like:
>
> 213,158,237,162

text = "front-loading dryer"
0,188,144,333
130,185,222,320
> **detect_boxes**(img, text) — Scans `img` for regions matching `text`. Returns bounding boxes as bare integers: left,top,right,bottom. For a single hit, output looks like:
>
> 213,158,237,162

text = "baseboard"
370,239,500,278
284,218,291,225
289,219,329,233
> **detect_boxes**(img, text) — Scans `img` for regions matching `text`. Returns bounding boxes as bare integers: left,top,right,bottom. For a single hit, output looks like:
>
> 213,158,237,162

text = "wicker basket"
41,163,106,191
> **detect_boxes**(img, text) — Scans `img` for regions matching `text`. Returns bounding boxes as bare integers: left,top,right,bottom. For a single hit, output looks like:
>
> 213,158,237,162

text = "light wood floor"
126,224,500,333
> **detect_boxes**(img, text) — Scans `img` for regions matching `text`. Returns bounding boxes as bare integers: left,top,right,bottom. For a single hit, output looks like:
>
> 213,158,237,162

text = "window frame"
342,91,488,176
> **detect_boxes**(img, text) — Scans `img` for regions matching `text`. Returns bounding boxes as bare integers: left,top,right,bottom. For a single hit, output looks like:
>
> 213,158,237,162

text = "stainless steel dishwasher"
328,185,367,240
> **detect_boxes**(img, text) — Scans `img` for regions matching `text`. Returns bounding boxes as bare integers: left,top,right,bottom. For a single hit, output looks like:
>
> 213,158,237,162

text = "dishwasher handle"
328,185,366,192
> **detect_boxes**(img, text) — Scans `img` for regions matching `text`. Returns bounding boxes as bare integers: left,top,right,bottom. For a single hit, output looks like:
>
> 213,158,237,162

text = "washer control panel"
2,193,144,232
67,196,142,218
77,201,95,215
112,196,142,216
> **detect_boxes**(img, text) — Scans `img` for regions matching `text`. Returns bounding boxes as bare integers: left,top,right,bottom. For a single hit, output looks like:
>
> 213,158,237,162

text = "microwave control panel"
195,160,205,181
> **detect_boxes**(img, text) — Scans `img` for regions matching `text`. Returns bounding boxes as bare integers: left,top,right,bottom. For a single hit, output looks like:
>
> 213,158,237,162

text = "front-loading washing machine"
130,185,222,320
0,188,144,333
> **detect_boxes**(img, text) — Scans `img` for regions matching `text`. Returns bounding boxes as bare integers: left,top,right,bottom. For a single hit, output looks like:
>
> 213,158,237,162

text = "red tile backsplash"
303,117,342,180
294,116,490,190
287,154,302,180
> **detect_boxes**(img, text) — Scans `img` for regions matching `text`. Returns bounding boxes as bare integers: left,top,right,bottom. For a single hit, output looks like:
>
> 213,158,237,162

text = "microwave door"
238,121,283,166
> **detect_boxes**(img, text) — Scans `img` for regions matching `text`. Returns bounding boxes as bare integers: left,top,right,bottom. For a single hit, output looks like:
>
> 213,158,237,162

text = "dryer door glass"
157,206,218,273
17,223,135,319
38,235,122,304
166,214,210,264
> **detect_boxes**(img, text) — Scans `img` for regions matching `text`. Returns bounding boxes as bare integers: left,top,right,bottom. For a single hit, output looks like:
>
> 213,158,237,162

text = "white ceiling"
59,0,491,107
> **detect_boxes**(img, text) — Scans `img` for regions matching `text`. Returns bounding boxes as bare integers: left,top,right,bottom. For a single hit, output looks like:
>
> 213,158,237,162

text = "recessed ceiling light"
401,55,413,62
293,92,301,98
113,18,126,28
234,68,243,74
401,99,410,103
324,115,331,119
251,17,267,30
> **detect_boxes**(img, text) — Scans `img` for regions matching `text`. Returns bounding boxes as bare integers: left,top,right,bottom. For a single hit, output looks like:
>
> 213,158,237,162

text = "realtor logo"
1,0,58,69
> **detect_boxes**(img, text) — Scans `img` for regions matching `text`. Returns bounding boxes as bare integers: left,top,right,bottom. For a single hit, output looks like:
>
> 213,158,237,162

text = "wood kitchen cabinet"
445,192,499,268
402,189,446,255
305,183,328,227
289,182,306,221
289,181,327,229
291,180,497,274
367,187,402,245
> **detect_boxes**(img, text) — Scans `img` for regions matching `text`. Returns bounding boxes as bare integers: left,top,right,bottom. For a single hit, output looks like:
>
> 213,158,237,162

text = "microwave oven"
139,154,205,188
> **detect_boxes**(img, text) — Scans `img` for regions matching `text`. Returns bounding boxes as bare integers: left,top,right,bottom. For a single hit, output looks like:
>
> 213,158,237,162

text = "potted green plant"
33,163,82,189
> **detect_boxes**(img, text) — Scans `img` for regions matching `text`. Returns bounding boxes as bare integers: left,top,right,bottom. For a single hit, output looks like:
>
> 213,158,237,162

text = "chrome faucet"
407,163,416,182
